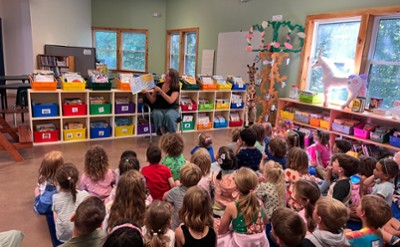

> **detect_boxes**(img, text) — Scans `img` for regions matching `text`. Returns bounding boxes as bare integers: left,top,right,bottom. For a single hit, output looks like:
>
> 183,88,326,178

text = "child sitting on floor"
160,133,187,183
191,132,216,163
235,128,262,172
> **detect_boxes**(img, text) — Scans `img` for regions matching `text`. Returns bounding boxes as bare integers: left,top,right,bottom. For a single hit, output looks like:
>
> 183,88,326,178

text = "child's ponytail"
293,180,321,232
216,147,237,180
145,231,165,247
235,168,259,226
55,163,79,203
144,200,172,247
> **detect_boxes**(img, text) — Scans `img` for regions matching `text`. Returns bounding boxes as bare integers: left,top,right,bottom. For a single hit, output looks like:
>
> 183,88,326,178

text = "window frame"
298,6,400,91
92,27,149,73
166,27,199,76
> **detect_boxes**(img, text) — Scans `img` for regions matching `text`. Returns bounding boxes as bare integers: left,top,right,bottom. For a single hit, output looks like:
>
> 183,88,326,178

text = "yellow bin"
63,128,86,141
115,125,134,137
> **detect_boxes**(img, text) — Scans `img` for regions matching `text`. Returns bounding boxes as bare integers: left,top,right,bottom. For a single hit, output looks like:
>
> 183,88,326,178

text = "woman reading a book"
142,68,180,135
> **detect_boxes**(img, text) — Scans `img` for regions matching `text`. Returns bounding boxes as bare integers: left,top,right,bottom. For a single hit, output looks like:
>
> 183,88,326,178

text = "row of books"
39,56,70,67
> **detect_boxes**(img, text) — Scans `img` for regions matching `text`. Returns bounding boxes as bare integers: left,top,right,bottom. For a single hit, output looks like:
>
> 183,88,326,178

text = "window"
92,27,148,73
299,6,400,108
166,28,199,76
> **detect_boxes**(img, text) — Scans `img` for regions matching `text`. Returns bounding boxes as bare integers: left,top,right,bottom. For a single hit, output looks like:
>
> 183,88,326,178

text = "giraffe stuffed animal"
244,63,258,126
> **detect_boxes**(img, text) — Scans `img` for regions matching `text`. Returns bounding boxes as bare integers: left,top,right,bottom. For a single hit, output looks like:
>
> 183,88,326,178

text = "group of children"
32,123,400,247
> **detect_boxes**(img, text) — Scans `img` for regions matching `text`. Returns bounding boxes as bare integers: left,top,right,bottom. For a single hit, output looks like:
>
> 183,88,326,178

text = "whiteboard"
216,31,261,82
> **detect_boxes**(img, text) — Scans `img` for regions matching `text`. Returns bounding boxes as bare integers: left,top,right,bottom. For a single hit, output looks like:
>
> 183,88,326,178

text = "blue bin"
32,103,59,117
90,126,111,139
230,102,244,109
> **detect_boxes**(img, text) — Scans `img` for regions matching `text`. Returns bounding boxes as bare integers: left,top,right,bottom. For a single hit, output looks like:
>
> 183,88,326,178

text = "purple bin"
137,124,154,135
115,103,135,114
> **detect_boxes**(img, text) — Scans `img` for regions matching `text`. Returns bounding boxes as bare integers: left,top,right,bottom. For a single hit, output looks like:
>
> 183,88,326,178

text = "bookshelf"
37,55,75,77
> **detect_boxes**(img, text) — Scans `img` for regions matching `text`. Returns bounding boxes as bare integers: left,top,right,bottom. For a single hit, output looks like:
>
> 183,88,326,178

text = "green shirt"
162,154,186,181
60,229,105,247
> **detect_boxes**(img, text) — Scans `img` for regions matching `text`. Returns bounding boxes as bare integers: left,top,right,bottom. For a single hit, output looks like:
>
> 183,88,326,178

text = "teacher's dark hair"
168,68,180,90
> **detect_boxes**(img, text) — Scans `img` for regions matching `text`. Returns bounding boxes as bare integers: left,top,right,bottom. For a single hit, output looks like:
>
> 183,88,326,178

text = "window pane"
122,51,145,71
123,32,146,51
95,31,117,70
184,55,195,76
185,32,197,55
309,21,360,102
170,55,179,71
367,64,400,107
171,34,180,55
373,18,400,62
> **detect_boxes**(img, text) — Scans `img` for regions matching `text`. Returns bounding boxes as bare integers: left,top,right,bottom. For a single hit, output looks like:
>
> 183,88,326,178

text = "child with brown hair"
60,196,106,247
190,148,212,193
303,197,350,247
143,200,175,247
218,167,268,246
285,130,301,150
265,137,288,169
227,128,242,152
175,186,216,247
235,127,263,171
270,207,306,247
106,170,147,232
191,132,215,163
79,145,115,201
256,160,286,221
34,151,64,215
53,163,89,242
251,123,267,153
212,146,239,217
164,163,202,230
142,145,175,200
358,156,377,197
364,158,398,206
346,195,392,247
285,147,318,211
292,180,321,233
160,133,186,182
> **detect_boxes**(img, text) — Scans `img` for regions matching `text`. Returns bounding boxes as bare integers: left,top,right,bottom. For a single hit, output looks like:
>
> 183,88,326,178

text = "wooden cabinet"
37,55,75,77
277,98,400,152
27,89,245,145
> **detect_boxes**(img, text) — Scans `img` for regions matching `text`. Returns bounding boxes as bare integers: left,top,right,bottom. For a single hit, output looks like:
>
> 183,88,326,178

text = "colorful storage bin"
280,110,295,121
63,104,87,116
30,76,58,91
198,103,214,111
229,120,243,127
389,135,400,148
34,130,59,143
299,93,323,104
370,129,392,143
309,117,320,127
320,120,330,130
137,124,154,135
230,102,244,109
115,125,134,137
63,128,86,141
32,103,59,118
181,100,198,112
182,121,195,131
115,103,135,114
115,78,131,91
61,81,86,91
354,123,376,139
90,126,111,139
90,103,111,115
197,122,212,130
332,122,353,135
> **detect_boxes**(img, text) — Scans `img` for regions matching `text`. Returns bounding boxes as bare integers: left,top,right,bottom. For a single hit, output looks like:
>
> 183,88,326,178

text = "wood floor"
0,119,232,247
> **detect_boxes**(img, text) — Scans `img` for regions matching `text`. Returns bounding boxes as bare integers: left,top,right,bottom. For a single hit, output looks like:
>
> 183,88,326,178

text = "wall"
91,0,166,75
1,0,34,75
165,0,400,96
30,0,92,69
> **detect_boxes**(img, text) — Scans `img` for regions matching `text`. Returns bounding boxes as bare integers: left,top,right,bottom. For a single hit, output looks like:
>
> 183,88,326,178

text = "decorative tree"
245,20,305,124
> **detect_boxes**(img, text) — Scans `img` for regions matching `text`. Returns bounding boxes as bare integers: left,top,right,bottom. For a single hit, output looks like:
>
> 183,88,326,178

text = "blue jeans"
151,108,179,133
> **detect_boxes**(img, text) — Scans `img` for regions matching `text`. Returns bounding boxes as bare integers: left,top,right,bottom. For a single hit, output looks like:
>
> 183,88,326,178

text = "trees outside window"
92,27,148,73
166,28,198,76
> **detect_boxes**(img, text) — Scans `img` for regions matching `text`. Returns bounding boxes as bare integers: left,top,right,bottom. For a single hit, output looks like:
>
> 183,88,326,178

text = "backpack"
34,183,57,215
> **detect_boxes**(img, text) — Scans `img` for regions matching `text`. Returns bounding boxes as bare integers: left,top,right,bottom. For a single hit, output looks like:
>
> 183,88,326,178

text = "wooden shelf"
278,98,400,152
37,54,75,77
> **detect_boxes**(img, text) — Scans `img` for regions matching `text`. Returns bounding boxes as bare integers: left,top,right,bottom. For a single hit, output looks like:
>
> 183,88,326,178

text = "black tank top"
181,224,216,247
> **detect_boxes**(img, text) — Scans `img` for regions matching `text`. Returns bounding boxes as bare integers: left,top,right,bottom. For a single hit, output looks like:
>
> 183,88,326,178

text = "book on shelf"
129,74,155,94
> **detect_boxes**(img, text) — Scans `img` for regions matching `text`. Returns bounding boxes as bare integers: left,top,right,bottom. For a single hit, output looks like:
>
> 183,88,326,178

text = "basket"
180,78,200,90
30,76,58,91
299,93,323,104
320,120,330,130
115,78,131,91
310,117,320,127
280,110,295,121
197,122,212,130
115,125,134,137
61,77,86,91
332,122,353,135
389,135,400,148
63,128,86,141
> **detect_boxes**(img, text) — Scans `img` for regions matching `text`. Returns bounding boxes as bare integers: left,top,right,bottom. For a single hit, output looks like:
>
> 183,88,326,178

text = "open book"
129,74,156,94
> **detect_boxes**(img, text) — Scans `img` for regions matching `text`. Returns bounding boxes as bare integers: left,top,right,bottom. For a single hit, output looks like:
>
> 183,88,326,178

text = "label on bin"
185,123,190,128
238,84,243,88
42,133,51,139
144,127,149,132
188,105,192,110
123,128,128,133
237,103,241,107
67,133,73,139
99,107,104,113
122,106,128,111
99,131,104,136
72,107,78,113
42,109,51,114
76,133,82,138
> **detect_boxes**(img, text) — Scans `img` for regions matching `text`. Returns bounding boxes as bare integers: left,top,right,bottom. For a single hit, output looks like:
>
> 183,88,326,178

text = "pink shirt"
79,169,115,201
315,143,331,168
212,171,239,210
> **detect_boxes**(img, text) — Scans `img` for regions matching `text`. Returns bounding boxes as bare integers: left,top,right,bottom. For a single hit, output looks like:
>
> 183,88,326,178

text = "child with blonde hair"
212,146,239,217
190,148,212,193
303,197,350,246
292,180,321,233
256,160,286,221
34,151,64,215
218,167,268,247
251,123,267,153
160,133,186,182
106,170,146,232
346,195,392,247
285,147,317,211
191,132,215,162
143,200,175,247
175,186,216,246
53,163,89,242
79,145,115,201
164,163,202,230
